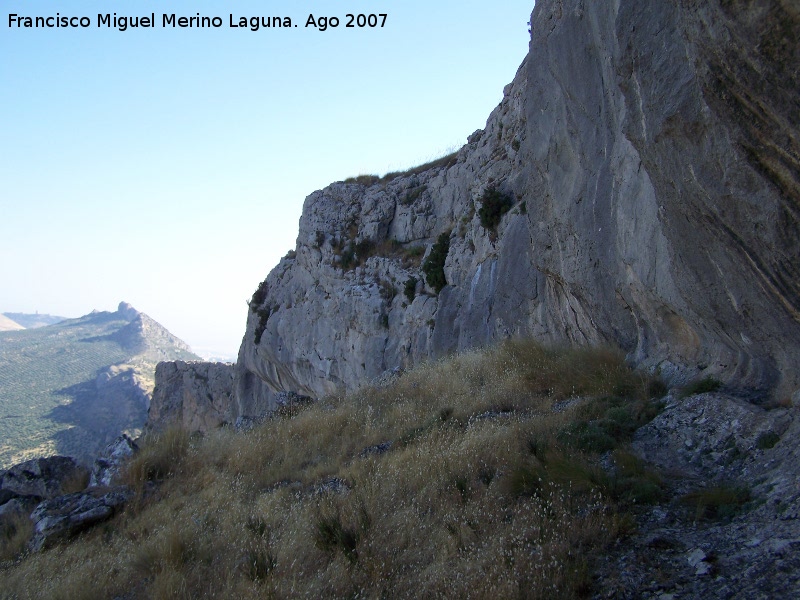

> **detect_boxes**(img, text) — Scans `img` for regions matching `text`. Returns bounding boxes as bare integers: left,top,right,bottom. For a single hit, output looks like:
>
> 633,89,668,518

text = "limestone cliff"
147,361,235,432
233,0,799,416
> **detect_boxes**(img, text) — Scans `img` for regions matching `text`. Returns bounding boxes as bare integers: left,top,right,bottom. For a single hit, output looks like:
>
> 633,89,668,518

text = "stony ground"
592,392,800,599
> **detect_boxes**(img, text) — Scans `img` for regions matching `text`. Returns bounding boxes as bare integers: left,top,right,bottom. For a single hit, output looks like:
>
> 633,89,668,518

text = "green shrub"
378,279,396,302
404,277,418,302
477,187,514,232
382,151,458,182
559,394,664,453
354,239,375,258
402,185,427,205
250,277,269,311
124,427,191,487
0,512,33,562
243,548,276,581
339,244,356,270
422,232,450,294
344,174,380,186
314,512,363,565
558,421,617,453
253,306,271,345
605,450,664,505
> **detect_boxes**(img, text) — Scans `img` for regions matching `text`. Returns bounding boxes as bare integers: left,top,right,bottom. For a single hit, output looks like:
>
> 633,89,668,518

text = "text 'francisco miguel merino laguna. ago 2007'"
7,13,389,32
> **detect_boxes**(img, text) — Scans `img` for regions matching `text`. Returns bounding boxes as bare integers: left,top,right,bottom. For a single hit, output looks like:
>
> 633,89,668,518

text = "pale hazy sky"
1,1,533,358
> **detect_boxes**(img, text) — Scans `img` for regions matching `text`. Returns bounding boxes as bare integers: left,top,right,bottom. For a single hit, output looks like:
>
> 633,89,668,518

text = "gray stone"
0,456,88,500
147,361,235,432
359,441,393,458
89,434,139,488
28,486,132,552
273,391,315,417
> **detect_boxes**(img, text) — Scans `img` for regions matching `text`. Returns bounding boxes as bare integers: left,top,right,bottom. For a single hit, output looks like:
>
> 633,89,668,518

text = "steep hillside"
0,302,199,467
2,314,66,330
0,315,24,332
3,342,798,597
234,0,799,420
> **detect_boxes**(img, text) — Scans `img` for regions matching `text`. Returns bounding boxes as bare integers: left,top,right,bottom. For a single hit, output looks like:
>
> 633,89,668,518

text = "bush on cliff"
422,232,450,294
477,187,514,233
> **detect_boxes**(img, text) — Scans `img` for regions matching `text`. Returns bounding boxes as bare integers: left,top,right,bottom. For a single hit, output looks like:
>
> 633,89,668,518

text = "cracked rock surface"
230,0,799,419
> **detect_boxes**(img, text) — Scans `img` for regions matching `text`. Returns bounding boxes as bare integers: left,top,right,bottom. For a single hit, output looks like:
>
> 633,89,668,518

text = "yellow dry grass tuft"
0,339,665,599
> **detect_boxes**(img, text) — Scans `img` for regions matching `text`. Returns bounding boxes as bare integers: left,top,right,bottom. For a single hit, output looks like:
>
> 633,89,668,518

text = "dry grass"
0,513,33,563
0,339,665,599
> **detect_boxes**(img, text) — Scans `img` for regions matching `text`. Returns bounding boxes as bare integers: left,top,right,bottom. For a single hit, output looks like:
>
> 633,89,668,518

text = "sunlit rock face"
234,0,799,416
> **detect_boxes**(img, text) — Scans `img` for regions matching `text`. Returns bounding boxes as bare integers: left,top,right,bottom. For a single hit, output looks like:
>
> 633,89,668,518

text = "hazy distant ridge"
3,312,67,329
0,302,199,467
0,314,25,332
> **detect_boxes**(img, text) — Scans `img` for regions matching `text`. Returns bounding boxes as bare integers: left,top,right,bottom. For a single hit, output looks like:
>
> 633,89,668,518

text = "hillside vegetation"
0,305,198,468
0,340,667,599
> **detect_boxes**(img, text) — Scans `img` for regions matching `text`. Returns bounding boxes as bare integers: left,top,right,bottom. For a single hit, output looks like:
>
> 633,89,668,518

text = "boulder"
148,361,235,432
89,434,139,488
28,486,132,552
0,456,88,501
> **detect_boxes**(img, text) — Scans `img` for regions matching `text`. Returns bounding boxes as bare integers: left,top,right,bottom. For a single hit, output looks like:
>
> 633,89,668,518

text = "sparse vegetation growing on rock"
422,232,450,294
477,187,514,233
680,377,722,398
682,484,752,521
756,430,780,449
0,340,670,598
404,277,418,302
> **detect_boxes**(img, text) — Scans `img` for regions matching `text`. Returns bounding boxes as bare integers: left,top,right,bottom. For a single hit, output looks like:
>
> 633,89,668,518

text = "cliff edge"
233,0,798,418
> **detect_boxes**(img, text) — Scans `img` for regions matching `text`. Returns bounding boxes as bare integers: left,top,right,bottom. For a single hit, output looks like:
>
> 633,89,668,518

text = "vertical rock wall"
228,0,798,417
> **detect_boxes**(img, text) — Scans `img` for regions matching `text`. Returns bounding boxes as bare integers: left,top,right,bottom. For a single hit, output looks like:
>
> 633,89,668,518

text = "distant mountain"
0,302,200,468
3,312,67,329
0,314,25,332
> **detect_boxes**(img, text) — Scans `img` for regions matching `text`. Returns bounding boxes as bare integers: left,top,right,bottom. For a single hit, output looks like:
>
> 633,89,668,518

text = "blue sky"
0,1,533,358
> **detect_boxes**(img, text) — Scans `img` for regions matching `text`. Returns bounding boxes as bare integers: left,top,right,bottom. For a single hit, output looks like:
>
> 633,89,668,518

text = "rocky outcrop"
148,361,236,431
28,487,132,552
0,456,88,501
233,0,799,417
89,434,139,488
0,440,138,553
589,390,800,598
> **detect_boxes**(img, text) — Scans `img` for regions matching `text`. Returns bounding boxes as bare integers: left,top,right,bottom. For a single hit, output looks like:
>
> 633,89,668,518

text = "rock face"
0,456,88,501
89,434,139,488
232,0,799,416
587,391,800,599
148,361,236,431
28,487,132,552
